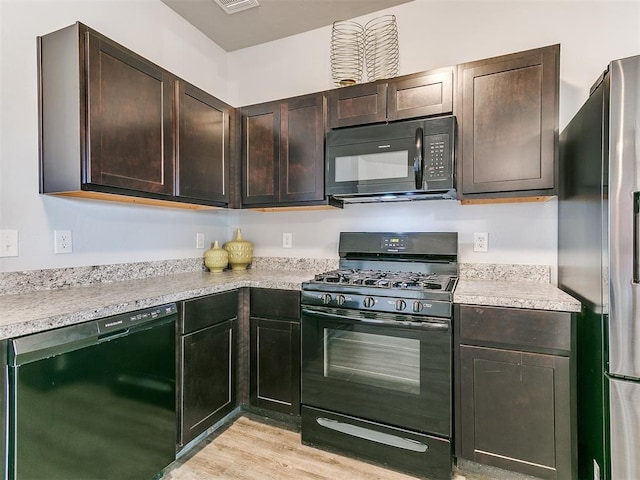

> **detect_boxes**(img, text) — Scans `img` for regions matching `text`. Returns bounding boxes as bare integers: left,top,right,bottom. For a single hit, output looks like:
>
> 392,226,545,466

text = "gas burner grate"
311,268,454,292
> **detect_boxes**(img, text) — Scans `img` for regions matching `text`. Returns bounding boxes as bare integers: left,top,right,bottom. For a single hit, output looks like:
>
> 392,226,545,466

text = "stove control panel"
381,235,408,252
301,291,451,318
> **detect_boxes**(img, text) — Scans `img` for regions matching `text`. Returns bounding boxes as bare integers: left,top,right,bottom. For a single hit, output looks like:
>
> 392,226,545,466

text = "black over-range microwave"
326,116,456,203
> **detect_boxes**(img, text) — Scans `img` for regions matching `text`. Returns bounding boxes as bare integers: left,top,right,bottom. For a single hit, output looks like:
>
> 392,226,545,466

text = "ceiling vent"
214,0,260,15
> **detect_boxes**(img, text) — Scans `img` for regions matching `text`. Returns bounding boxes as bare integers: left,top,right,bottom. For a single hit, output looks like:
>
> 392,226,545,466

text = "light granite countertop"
0,269,315,340
0,263,582,341
454,279,581,313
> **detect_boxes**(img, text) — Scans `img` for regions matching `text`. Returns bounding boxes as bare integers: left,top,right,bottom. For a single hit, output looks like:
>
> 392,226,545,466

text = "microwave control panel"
424,134,450,181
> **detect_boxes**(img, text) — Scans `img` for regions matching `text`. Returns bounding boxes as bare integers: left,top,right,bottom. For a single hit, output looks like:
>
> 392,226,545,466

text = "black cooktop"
311,269,456,292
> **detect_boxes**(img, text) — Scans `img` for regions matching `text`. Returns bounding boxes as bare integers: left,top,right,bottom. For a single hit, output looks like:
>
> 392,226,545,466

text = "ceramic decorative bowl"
224,229,253,271
204,240,228,273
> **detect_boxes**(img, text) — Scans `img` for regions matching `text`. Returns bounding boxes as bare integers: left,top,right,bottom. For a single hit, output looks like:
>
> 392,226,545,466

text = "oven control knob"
363,297,375,308
413,301,423,313
395,299,407,311
336,295,346,306
321,294,332,305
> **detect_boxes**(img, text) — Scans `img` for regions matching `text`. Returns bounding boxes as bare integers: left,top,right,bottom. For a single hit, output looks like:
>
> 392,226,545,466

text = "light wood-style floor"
162,414,502,480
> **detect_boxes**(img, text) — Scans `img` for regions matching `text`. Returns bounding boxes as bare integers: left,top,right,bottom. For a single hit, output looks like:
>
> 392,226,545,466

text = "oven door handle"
302,307,449,331
316,417,428,453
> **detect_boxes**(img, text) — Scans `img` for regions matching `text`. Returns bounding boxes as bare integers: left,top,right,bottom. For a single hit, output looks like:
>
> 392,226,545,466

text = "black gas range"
302,231,458,318
300,232,458,480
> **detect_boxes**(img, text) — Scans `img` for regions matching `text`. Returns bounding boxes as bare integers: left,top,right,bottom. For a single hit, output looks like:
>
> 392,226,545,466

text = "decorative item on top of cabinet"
178,290,239,448
454,304,576,480
327,66,454,128
457,44,560,202
363,15,399,82
241,92,338,209
330,20,365,87
38,22,231,210
249,288,300,416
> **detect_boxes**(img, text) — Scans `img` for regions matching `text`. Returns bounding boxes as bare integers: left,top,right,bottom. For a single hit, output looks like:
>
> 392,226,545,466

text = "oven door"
301,306,451,436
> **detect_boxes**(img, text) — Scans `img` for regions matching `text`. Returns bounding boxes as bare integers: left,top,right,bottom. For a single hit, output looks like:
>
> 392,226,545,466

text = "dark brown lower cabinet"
455,304,576,480
179,290,239,447
249,288,300,415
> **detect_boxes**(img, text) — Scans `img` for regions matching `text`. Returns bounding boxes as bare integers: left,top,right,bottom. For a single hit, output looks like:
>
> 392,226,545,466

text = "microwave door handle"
414,127,424,189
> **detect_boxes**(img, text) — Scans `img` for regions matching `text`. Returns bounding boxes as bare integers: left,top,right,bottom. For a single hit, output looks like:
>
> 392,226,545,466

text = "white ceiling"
161,0,413,52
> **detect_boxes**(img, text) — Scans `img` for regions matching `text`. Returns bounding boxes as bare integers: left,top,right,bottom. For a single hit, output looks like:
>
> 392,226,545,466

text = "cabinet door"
458,45,559,197
85,32,174,195
180,319,236,446
176,81,229,205
241,102,280,205
327,82,387,128
458,345,571,480
280,94,325,203
387,69,454,121
250,317,300,415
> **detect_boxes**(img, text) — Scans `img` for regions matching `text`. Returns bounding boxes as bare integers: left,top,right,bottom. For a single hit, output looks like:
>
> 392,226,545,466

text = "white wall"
0,0,233,272
228,0,640,281
1,0,639,276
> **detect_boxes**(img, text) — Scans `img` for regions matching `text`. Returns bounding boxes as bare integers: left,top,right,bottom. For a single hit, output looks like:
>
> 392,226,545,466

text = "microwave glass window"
323,328,420,394
334,150,409,183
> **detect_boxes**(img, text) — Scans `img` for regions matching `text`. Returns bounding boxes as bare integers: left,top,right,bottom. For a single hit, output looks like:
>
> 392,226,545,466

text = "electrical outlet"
282,232,293,249
473,232,488,252
0,230,18,257
54,230,73,254
196,232,205,249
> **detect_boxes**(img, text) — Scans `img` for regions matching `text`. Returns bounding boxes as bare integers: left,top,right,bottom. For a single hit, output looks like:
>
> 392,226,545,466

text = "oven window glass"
323,328,420,394
334,151,409,183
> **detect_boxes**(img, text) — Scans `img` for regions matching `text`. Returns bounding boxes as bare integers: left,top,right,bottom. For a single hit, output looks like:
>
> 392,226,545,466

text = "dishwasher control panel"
97,303,177,333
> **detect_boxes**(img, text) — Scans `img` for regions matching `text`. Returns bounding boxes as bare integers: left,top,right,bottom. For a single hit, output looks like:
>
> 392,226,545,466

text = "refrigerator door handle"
634,192,639,284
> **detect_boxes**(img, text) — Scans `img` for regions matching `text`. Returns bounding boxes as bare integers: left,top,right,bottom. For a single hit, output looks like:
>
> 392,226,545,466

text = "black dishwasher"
8,303,178,480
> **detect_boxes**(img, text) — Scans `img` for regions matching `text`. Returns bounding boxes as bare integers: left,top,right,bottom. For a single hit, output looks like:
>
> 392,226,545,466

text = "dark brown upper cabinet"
38,22,230,209
327,67,454,129
457,45,560,200
84,33,175,196
241,93,328,208
176,81,230,205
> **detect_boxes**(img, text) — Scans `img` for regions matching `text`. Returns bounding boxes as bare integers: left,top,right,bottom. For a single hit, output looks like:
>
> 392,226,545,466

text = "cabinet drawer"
181,290,238,334
250,288,300,322
457,304,572,353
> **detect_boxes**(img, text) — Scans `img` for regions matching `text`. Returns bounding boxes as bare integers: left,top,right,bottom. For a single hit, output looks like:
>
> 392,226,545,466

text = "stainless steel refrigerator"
559,54,640,480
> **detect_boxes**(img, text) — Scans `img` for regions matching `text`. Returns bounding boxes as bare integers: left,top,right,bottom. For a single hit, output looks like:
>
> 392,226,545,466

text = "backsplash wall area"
234,198,557,268
1,0,638,275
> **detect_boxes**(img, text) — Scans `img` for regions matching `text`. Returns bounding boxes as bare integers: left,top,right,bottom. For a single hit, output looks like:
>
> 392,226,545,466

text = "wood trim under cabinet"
45,191,221,210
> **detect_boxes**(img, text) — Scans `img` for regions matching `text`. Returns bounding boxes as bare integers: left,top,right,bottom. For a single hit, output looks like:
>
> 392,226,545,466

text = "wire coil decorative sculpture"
364,15,399,82
330,15,399,87
330,20,365,87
